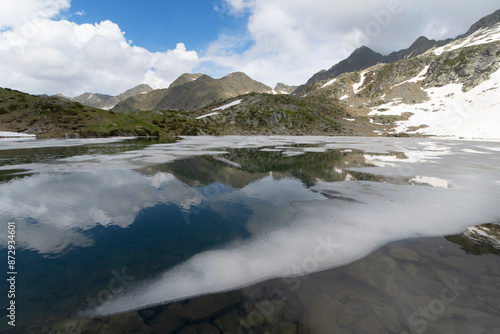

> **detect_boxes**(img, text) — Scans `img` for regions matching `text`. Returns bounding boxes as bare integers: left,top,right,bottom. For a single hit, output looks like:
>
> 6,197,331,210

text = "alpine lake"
0,136,499,334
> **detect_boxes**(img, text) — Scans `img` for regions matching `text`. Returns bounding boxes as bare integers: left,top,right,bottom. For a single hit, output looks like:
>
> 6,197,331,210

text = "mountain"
457,8,500,39
294,46,386,95
293,37,452,95
0,87,218,138
298,11,500,139
116,84,154,101
273,82,298,94
191,92,383,136
63,84,153,110
296,10,500,96
168,73,204,89
112,72,273,112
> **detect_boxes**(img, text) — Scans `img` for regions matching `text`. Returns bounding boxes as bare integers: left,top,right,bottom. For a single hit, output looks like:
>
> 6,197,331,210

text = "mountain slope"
293,36,452,96
64,84,153,110
302,16,500,139
0,87,219,138
192,93,382,136
168,73,204,89
292,9,500,95
457,8,500,39
112,72,273,112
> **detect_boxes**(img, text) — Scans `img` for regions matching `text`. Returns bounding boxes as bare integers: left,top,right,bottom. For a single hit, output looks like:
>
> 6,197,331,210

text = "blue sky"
0,0,499,96
68,0,246,52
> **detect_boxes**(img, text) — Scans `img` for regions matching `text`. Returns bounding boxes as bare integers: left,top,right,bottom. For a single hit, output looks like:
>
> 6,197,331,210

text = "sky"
0,0,499,97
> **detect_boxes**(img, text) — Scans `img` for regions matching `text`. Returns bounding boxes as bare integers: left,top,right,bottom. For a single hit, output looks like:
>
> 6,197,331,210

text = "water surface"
0,136,499,332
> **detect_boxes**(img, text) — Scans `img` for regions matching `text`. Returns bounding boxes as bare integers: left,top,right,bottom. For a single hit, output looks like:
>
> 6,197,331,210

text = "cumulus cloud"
0,1,199,96
203,0,500,86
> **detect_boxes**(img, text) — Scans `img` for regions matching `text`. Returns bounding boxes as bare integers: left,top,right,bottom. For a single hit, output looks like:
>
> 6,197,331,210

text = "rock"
178,292,241,321
176,324,198,334
150,303,186,334
300,293,349,334
337,302,366,327
344,252,400,297
352,315,387,334
403,263,419,276
388,245,421,262
240,299,286,328
138,308,157,320
372,304,406,333
198,322,221,333
99,312,148,334
214,309,240,334
279,321,298,334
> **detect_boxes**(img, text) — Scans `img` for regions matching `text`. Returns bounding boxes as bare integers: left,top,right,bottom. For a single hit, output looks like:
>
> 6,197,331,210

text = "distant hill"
61,84,153,110
112,72,273,112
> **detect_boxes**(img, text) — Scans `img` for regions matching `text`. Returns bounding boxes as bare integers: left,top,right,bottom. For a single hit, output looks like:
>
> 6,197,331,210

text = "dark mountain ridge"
293,9,500,95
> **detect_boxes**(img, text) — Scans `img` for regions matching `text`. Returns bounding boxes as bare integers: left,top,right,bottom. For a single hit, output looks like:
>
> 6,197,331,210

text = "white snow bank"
196,99,244,119
352,71,367,94
321,78,337,88
0,131,36,138
213,99,243,111
433,23,500,55
393,65,430,87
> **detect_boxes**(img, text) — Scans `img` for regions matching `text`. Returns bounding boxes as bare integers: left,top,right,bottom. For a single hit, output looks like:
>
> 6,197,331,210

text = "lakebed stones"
22,229,500,334
177,292,241,322
344,251,400,297
388,245,421,262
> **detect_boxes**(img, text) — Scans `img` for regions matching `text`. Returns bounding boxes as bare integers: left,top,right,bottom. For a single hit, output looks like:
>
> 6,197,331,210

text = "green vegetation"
0,88,218,138
195,93,351,135
446,224,500,256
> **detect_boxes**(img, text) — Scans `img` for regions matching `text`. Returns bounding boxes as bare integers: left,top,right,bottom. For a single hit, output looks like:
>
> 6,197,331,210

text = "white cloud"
204,0,500,86
0,1,200,96
0,0,70,30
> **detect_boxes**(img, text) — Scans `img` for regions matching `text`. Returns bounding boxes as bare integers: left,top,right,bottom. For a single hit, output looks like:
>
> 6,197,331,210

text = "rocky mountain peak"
458,8,500,39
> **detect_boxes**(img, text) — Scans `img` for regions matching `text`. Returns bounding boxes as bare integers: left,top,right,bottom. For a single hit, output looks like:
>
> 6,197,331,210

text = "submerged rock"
344,252,400,297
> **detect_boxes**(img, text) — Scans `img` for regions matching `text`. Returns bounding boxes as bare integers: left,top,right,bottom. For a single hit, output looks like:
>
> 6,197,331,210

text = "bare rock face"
424,44,500,91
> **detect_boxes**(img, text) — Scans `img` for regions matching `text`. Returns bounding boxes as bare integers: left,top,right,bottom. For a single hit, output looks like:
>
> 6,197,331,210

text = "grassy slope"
195,93,383,136
0,88,218,138
0,88,383,138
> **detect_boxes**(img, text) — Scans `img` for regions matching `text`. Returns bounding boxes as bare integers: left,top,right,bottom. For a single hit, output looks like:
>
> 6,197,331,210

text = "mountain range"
59,84,153,110
293,9,500,96
1,8,499,139
112,72,274,112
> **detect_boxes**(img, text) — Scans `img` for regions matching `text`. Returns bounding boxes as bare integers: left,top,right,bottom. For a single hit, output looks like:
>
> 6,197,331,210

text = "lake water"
0,136,499,333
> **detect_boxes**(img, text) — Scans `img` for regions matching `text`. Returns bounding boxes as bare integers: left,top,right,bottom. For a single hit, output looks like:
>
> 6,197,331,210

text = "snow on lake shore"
0,131,36,137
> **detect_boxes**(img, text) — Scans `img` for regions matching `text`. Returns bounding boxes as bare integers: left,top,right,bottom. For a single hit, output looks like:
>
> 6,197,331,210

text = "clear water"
0,136,499,331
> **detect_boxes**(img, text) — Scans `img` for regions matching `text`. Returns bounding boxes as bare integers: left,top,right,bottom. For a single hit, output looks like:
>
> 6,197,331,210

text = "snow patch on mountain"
196,99,243,119
433,23,500,55
321,78,337,88
352,71,367,94
370,66,500,140
393,65,430,88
